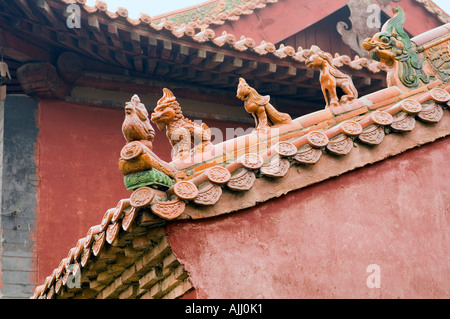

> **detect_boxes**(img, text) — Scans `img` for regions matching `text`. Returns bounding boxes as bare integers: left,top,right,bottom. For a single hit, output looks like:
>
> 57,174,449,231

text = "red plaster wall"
167,137,450,299
35,101,134,283
34,100,250,284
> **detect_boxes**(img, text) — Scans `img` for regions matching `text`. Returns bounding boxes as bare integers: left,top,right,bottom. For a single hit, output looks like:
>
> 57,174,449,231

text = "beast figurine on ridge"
151,88,213,160
236,77,292,133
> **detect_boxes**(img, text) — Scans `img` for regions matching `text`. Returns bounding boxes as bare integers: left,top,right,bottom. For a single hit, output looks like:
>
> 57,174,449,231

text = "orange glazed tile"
56,258,68,278
217,133,259,155
175,172,187,179
365,87,403,105
84,225,103,249
324,123,345,139
298,109,334,128
73,238,86,261
271,120,304,136
397,85,430,100
334,107,369,123
301,120,335,135
184,170,207,180
427,80,443,89
416,92,433,104
443,22,450,32
330,99,367,115
66,248,75,266
192,161,217,173
368,96,401,111
411,25,450,46
442,83,450,92
92,231,106,256
291,135,309,148
329,104,352,115
278,130,306,142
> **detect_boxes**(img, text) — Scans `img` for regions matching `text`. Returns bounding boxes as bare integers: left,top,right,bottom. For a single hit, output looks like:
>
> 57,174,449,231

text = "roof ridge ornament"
362,6,434,91
236,77,292,133
151,88,213,160
304,45,359,108
120,95,176,191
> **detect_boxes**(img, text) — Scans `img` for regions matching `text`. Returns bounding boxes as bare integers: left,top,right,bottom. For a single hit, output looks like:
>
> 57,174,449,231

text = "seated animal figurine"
151,88,213,160
305,45,358,108
236,77,292,133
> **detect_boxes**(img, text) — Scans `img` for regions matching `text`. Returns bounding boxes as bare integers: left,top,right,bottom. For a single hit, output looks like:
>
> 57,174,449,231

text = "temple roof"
2,0,445,299
31,16,450,297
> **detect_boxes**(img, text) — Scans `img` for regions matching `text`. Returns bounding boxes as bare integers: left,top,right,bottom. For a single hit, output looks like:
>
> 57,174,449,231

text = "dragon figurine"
362,6,432,91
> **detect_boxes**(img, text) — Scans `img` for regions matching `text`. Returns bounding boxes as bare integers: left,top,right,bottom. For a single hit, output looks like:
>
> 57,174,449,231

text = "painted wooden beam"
155,61,170,77
203,53,225,69
274,66,297,80
130,31,143,54
107,24,123,49
148,37,158,58
0,28,53,62
114,50,133,69
87,16,108,45
254,63,277,77
160,40,172,60
174,45,189,64
219,57,243,73
188,49,207,65
133,56,144,73
237,60,258,76
36,0,65,29
13,0,38,20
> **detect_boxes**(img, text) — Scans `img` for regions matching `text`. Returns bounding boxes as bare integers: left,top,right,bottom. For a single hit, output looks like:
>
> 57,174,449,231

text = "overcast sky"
88,0,450,20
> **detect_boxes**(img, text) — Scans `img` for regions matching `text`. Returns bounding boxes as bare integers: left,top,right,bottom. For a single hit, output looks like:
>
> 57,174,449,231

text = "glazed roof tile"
151,0,279,27
60,0,279,30
62,0,450,28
